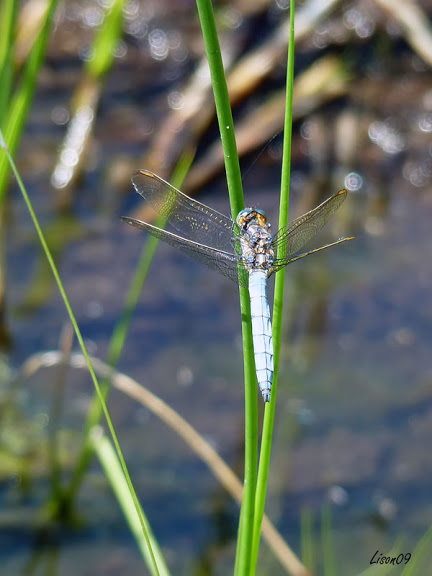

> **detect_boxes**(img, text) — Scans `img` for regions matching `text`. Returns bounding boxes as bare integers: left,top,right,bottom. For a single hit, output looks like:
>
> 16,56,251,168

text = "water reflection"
368,121,406,155
51,105,95,189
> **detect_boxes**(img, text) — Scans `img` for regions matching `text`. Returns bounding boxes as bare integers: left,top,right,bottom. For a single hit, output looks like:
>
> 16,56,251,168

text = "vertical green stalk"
195,2,258,575
250,1,295,572
85,0,125,78
0,0,17,117
301,507,316,573
0,133,161,576
0,0,58,203
62,153,194,508
321,503,336,576
91,430,171,576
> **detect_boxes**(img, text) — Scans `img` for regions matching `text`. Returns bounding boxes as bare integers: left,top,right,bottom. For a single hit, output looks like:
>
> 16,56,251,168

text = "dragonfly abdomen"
249,270,274,402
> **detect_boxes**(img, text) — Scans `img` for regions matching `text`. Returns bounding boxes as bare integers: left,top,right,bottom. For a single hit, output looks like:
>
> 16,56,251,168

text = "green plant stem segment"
0,132,161,576
91,428,171,576
62,232,161,506
321,504,336,576
85,0,126,78
250,1,296,572
62,152,194,510
195,2,258,575
0,0,17,116
0,0,58,203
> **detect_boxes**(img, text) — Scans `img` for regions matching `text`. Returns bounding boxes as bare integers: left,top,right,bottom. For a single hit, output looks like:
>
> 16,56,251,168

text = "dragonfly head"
236,208,268,229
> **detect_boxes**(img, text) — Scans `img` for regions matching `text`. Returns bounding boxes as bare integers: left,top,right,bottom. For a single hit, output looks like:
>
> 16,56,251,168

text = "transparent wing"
271,236,354,273
131,170,235,253
271,189,348,268
122,217,249,288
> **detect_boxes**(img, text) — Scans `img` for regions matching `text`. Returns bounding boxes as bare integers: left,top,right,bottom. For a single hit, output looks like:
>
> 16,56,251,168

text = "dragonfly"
122,170,353,403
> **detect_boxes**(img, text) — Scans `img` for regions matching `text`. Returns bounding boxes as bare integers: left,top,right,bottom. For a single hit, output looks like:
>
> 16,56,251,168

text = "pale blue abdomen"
249,270,274,402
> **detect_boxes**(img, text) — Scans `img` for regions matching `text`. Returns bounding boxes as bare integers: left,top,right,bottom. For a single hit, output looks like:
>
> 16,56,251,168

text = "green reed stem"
63,152,194,508
0,0,58,204
0,0,17,117
195,2,258,575
0,132,162,576
250,1,295,572
321,503,336,576
91,429,171,576
301,507,316,574
85,0,126,78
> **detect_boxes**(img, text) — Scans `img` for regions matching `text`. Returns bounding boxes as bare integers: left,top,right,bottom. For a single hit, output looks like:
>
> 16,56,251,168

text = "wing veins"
272,190,348,259
270,236,354,273
122,216,249,287
132,170,235,253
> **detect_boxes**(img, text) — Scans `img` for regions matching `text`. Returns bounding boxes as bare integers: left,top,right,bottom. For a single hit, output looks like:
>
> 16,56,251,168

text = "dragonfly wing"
131,170,235,253
272,189,348,261
122,217,249,288
271,236,354,273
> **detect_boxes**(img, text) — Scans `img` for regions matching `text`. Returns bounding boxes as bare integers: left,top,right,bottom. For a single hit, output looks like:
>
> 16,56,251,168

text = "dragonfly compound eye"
253,209,268,227
236,208,254,227
236,208,268,228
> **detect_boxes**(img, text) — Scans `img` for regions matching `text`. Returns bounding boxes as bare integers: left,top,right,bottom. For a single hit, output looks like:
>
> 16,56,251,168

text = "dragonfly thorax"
238,212,274,273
